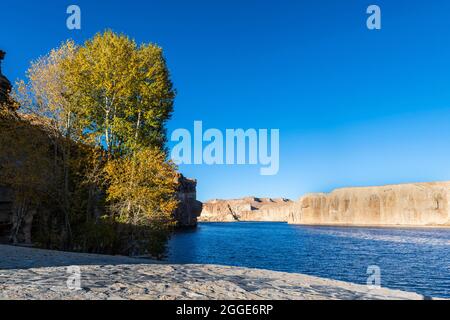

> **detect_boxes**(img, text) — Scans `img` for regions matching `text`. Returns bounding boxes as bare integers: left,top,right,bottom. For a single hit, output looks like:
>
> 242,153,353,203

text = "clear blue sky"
2,0,450,201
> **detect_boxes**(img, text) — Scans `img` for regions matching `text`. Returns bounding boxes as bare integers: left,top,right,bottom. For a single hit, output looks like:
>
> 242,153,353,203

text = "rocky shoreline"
0,245,426,300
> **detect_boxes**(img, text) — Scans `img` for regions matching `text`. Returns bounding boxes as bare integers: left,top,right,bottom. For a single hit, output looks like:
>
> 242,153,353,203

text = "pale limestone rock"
200,182,450,227
0,245,426,300
200,197,293,222
288,182,450,227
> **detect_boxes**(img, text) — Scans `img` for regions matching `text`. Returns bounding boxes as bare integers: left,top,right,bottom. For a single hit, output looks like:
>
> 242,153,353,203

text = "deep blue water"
166,222,450,298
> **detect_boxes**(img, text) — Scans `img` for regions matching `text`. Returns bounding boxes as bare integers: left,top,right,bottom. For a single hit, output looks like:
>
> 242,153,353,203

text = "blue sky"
2,0,450,201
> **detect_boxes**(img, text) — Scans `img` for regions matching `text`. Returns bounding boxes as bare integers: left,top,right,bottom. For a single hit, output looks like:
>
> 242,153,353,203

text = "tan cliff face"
200,197,294,222
199,182,450,227
288,182,450,227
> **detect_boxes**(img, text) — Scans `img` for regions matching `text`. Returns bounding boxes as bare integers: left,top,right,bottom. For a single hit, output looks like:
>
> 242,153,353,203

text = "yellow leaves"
64,30,175,154
15,30,175,155
8,31,178,256
14,40,82,142
104,147,179,225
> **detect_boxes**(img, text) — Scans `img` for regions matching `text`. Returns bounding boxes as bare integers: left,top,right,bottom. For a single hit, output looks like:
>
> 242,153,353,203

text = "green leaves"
64,31,175,155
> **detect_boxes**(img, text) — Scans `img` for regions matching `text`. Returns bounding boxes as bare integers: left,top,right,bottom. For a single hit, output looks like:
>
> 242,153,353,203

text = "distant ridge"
199,181,450,227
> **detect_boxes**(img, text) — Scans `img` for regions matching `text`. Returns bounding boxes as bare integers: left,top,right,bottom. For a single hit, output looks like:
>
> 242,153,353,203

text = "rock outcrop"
200,197,294,222
0,187,13,242
199,182,450,227
0,50,12,104
0,52,14,242
288,182,450,227
174,174,203,227
0,175,202,243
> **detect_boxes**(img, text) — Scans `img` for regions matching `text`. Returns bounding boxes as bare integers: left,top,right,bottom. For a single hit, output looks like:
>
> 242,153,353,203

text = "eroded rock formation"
0,175,203,243
174,174,203,227
288,182,450,227
200,197,294,222
200,182,450,227
0,51,12,105
0,52,14,242
0,187,13,242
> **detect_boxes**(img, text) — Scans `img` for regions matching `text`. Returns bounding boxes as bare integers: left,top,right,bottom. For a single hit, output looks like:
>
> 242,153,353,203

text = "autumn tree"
105,148,178,256
64,30,175,156
15,41,81,246
12,31,179,256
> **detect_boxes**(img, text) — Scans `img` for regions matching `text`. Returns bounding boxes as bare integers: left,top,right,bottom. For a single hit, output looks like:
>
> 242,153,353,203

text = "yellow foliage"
104,148,179,227
63,30,175,154
7,31,178,256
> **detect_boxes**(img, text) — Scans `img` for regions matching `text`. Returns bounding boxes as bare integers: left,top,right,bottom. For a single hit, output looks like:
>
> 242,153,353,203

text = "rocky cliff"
0,187,13,242
0,51,12,105
200,197,293,222
174,174,203,227
199,182,450,227
0,175,202,243
288,182,450,227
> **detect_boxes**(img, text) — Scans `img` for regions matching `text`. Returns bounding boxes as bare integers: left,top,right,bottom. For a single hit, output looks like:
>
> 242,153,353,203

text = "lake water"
166,222,450,298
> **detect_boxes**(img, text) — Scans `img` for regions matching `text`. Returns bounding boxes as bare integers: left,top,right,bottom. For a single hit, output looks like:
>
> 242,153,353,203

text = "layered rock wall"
200,183,450,227
200,197,293,222
288,182,450,227
0,50,12,105
174,174,203,227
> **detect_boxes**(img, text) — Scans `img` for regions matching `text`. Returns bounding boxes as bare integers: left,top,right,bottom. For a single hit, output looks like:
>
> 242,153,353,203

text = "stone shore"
0,245,425,300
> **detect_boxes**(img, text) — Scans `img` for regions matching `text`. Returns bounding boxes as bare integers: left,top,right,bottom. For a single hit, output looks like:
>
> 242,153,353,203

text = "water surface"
167,222,450,298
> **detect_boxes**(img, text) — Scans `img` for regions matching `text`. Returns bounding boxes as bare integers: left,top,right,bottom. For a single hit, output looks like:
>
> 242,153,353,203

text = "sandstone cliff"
174,174,203,227
200,197,293,222
288,182,450,227
199,182,450,227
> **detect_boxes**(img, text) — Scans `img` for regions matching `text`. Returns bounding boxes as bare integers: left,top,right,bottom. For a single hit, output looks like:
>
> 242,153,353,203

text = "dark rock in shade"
0,174,204,244
0,50,12,104
174,174,203,228
0,187,13,243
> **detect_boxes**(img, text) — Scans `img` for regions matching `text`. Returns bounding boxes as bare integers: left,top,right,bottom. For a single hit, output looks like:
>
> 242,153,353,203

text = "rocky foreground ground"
0,244,425,300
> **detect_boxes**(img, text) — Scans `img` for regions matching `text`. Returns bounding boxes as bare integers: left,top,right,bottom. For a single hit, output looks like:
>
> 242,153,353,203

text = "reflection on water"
166,222,450,298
